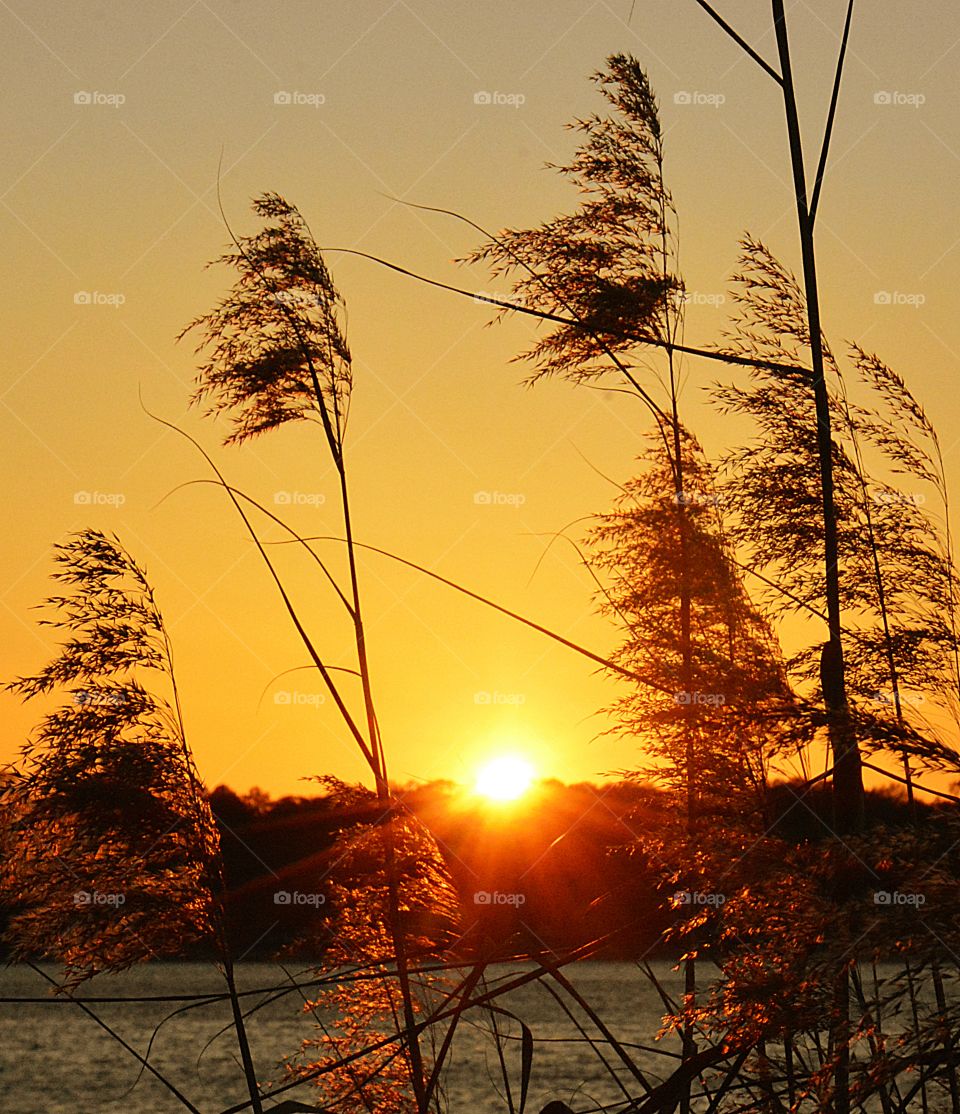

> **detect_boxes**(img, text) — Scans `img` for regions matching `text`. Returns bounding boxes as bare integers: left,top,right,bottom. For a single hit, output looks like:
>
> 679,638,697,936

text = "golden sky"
2,1,959,797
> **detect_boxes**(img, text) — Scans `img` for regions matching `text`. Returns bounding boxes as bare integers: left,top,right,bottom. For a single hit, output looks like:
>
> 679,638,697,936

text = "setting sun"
474,755,536,802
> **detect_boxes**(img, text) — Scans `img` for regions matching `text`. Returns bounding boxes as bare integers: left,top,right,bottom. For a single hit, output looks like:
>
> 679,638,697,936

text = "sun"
474,754,536,802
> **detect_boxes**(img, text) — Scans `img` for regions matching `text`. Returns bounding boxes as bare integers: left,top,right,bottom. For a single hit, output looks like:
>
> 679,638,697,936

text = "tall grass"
4,22,960,1114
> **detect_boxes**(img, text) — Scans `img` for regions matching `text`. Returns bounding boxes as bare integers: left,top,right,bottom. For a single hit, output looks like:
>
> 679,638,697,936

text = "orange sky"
2,1,959,797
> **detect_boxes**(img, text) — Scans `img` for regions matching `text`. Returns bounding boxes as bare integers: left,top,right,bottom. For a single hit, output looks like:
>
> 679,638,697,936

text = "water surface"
0,960,685,1113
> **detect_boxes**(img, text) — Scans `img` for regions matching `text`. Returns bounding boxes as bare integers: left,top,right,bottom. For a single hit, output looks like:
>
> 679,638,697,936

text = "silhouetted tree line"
134,777,947,962
0,775,944,967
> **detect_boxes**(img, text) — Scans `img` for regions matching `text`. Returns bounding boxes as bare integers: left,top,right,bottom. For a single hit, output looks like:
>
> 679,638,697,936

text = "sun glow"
474,754,536,802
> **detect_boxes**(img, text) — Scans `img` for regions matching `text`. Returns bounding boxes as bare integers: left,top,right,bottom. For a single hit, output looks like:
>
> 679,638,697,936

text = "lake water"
0,960,686,1113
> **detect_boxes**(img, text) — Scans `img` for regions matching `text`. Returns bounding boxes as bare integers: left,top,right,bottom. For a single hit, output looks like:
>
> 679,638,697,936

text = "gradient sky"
2,1,959,797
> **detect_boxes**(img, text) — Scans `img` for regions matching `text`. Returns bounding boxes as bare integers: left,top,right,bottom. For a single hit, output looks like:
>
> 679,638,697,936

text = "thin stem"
541,962,654,1094
689,0,784,83
771,0,864,834
810,0,855,225
834,375,914,806
221,959,264,1114
323,246,815,380
142,402,377,769
861,761,960,803
26,963,204,1114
